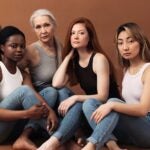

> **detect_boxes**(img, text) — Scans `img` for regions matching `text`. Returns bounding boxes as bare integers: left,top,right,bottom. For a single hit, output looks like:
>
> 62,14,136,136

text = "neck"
77,48,92,60
3,58,16,73
39,38,55,48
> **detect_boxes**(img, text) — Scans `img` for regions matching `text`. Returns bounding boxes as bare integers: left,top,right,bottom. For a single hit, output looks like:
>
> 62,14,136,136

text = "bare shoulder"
93,53,109,73
93,53,109,64
143,65,150,80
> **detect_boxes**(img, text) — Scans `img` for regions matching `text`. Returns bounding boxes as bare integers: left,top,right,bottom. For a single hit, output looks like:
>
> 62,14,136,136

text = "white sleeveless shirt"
0,61,23,100
122,63,150,104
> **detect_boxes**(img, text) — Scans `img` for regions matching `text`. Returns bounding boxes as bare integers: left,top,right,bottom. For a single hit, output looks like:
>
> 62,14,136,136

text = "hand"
66,49,75,60
27,103,48,119
46,108,58,132
58,95,76,116
91,102,113,124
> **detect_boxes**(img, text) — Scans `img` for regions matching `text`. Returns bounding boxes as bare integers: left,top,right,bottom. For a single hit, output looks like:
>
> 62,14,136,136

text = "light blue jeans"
0,85,58,143
82,98,119,149
51,87,83,144
111,99,150,148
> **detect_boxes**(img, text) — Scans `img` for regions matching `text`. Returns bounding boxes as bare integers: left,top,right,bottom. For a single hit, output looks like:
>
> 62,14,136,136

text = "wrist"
23,110,30,119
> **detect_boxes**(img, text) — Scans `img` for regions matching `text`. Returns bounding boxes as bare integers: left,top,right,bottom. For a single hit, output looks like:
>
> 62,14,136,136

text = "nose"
122,43,129,50
73,33,79,39
16,46,24,53
41,26,46,33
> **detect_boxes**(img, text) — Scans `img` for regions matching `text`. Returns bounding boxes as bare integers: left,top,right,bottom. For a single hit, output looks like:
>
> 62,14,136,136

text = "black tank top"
74,53,120,98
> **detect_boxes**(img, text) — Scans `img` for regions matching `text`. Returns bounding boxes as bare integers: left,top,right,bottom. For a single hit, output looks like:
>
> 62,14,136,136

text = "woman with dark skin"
0,26,52,149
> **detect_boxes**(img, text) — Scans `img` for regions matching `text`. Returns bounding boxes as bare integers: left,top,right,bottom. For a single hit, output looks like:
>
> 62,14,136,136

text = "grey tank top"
29,43,58,91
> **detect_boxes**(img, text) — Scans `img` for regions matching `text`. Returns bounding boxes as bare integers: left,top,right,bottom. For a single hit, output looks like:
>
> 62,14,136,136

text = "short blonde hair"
30,9,56,27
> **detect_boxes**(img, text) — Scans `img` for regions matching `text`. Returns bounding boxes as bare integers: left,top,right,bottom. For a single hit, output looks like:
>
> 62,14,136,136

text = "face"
117,30,140,60
33,15,55,43
1,35,25,62
70,23,89,49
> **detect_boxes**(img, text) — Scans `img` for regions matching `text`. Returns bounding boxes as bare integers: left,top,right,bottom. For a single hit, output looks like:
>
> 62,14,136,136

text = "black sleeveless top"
74,53,120,98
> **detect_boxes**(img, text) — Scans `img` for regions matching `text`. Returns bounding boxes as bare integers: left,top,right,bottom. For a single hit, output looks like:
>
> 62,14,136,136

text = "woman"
93,22,150,149
38,17,120,150
15,9,73,150
0,26,53,149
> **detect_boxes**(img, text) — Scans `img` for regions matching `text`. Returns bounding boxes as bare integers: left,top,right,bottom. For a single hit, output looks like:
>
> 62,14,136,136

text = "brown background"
0,0,150,88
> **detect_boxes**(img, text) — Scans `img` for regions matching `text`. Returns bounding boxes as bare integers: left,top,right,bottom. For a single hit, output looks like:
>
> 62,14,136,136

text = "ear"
0,45,4,53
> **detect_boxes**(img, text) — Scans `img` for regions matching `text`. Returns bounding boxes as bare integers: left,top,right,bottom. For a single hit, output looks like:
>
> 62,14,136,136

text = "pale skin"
12,15,59,150
37,23,113,150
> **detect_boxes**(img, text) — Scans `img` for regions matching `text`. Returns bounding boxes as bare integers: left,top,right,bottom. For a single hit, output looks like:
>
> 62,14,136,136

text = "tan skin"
91,30,150,150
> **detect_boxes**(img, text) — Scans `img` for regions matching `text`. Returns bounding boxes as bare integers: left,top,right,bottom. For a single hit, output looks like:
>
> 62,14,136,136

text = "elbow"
97,94,108,102
52,80,64,88
52,82,61,88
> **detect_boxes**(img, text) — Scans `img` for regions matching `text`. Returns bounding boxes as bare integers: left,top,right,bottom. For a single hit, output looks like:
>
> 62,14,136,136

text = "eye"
35,25,41,29
9,44,18,48
44,23,51,27
20,44,25,49
79,31,85,35
117,41,123,45
71,31,75,35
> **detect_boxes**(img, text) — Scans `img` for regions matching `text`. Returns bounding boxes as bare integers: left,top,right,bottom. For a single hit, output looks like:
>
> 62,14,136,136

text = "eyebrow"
118,36,133,41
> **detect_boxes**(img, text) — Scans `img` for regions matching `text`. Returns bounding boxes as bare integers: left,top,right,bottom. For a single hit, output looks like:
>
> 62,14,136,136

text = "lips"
123,53,131,56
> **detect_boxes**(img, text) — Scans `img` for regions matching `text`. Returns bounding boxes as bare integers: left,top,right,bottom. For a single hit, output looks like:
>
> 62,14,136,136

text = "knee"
18,85,33,95
43,87,58,98
108,98,125,103
58,87,73,96
82,99,97,114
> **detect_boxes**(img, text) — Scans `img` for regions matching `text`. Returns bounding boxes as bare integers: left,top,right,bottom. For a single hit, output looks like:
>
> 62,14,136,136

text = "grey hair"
30,9,56,27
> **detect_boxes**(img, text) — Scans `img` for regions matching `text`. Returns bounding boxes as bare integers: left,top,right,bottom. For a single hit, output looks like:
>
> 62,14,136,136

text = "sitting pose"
0,26,52,148
94,22,150,149
14,9,73,150
37,17,121,150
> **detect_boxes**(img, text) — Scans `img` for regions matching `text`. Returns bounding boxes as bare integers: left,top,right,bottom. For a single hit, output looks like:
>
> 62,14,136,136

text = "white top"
122,63,150,104
0,61,23,100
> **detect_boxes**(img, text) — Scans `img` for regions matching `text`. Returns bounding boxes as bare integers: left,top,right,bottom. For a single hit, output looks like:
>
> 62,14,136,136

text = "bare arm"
111,66,150,117
52,50,75,88
70,53,110,103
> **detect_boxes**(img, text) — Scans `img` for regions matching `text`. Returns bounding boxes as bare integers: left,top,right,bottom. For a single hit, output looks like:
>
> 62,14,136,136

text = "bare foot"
13,136,37,150
37,136,60,150
75,128,87,147
81,142,96,150
106,140,128,150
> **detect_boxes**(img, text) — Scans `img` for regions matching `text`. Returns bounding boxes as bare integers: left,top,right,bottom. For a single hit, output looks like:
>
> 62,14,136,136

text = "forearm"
0,109,29,121
75,94,107,103
111,102,148,117
52,57,70,88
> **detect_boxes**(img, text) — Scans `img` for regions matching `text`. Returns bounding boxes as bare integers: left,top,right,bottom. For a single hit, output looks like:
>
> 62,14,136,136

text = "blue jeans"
51,87,83,144
0,85,58,143
82,98,119,149
112,99,150,148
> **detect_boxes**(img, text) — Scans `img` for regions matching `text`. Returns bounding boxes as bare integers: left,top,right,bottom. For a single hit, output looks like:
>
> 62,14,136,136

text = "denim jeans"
51,87,83,144
0,85,58,143
111,99,150,148
82,98,119,149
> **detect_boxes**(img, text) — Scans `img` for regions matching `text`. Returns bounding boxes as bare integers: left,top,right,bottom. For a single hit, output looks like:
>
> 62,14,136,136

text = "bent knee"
82,99,100,113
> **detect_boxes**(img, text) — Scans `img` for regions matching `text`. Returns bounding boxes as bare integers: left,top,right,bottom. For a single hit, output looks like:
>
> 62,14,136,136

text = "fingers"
91,111,102,124
58,103,68,116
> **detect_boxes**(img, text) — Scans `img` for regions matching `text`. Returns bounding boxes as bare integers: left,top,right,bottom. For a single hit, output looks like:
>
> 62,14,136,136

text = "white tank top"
0,61,23,100
122,63,150,104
